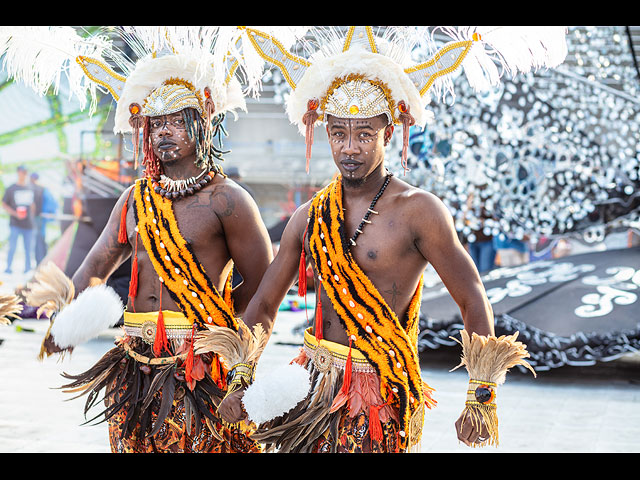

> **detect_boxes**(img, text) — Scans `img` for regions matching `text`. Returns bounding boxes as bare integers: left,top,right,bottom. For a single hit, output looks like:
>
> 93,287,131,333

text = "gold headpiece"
0,26,305,154
142,80,204,118
323,75,393,124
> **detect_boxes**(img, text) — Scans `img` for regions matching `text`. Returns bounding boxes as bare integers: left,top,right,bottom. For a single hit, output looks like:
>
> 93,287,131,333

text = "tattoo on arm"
186,189,236,217
213,191,235,217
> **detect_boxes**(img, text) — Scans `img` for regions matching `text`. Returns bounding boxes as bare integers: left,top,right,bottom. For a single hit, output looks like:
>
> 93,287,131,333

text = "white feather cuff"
242,362,311,426
49,284,124,349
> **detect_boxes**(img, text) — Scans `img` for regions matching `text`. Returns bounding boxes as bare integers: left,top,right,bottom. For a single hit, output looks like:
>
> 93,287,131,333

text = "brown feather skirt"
59,336,261,453
252,344,403,453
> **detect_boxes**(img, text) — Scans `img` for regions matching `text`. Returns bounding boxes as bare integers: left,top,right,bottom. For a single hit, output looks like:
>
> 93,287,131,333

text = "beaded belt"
123,310,193,344
303,327,376,374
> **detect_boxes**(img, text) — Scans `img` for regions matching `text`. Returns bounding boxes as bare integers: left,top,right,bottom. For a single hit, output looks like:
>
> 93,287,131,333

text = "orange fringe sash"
306,177,432,450
132,178,237,383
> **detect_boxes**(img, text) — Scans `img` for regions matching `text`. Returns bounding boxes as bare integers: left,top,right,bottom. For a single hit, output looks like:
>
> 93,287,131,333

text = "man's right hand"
41,332,71,357
218,388,248,424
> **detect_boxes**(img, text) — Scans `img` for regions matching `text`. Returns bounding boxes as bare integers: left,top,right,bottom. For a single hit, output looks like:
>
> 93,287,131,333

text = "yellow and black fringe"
307,177,427,450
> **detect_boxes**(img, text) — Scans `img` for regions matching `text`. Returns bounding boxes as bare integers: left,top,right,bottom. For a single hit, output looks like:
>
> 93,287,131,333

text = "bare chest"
126,188,231,284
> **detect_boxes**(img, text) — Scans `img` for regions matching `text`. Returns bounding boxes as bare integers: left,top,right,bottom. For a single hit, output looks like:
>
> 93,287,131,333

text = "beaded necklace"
346,172,393,247
151,168,217,200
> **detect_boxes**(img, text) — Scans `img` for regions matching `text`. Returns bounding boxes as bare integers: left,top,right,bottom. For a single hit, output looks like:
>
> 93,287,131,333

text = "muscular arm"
413,191,494,336
241,202,308,336
413,190,495,446
71,186,133,295
213,182,273,316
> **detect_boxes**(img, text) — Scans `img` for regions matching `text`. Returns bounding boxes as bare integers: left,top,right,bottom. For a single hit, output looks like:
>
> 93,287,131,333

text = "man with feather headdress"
1,26,287,453
195,26,563,453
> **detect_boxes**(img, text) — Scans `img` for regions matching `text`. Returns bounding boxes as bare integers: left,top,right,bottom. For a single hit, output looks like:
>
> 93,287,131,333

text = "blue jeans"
34,217,47,265
468,240,496,273
6,225,34,273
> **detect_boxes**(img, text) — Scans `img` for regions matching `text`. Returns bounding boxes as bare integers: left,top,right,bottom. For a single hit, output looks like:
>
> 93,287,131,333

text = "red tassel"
369,403,384,445
397,101,415,176
118,187,133,244
185,325,196,384
298,250,307,297
153,286,168,356
298,226,309,297
128,236,138,299
340,336,353,395
314,284,323,341
302,100,319,174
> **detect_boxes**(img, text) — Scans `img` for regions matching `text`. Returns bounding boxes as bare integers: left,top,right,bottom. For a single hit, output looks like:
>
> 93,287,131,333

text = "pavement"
1,305,639,454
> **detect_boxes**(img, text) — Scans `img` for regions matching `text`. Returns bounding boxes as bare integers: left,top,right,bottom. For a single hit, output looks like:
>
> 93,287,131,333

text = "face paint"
326,114,391,183
149,112,197,163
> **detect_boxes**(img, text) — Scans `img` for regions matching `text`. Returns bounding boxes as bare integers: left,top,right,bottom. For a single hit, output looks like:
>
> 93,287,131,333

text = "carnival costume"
193,26,566,452
3,26,304,453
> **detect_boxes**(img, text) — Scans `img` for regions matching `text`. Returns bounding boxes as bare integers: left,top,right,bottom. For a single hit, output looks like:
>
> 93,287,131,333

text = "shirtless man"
218,112,494,451
41,105,273,453
72,110,271,317
189,25,540,452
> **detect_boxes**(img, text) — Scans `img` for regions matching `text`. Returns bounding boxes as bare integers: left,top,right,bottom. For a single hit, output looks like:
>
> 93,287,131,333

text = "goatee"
342,175,366,188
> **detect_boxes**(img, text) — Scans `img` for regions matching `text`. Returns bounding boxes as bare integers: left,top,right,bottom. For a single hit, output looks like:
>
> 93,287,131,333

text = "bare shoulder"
205,174,259,219
392,177,450,220
284,199,313,242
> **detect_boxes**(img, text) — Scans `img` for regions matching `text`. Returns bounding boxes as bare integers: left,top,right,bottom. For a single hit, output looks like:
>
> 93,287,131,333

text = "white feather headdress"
0,26,308,134
243,26,568,172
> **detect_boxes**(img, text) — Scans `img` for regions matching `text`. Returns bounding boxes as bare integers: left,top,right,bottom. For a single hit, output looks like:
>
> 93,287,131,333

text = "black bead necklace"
347,172,392,247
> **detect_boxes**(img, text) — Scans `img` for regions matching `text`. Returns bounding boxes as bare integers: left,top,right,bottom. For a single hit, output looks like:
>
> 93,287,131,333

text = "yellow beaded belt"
123,310,193,344
303,327,376,374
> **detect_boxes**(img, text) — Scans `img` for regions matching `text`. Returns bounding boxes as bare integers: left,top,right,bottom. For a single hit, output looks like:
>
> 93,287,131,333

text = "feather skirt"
251,349,402,453
59,336,260,453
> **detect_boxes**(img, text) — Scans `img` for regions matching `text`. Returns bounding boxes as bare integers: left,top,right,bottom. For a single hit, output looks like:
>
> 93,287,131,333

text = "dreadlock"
141,108,229,178
182,108,229,171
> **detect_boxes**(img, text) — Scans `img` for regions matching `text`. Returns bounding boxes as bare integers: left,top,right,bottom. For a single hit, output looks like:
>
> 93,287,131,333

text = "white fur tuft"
50,284,124,349
242,362,311,425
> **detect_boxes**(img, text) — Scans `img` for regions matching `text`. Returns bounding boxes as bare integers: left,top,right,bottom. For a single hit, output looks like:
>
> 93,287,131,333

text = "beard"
342,175,366,188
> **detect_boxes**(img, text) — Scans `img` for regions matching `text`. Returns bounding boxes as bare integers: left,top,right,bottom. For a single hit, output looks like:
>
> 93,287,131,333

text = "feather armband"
450,329,536,447
194,321,268,389
23,262,124,360
194,322,312,426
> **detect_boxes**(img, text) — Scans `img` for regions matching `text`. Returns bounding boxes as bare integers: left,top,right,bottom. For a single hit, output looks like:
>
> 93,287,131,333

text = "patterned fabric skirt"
107,387,260,453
